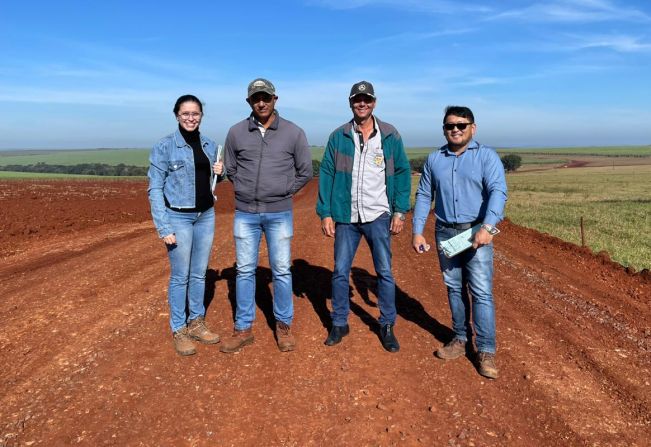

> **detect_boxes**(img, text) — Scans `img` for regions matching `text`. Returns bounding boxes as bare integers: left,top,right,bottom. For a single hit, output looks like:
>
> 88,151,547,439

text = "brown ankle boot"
187,317,220,344
219,328,254,353
435,338,467,360
477,352,499,379
173,327,196,356
276,322,296,352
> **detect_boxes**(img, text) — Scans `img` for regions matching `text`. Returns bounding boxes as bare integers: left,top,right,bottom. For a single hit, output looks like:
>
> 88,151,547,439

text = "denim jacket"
148,128,219,238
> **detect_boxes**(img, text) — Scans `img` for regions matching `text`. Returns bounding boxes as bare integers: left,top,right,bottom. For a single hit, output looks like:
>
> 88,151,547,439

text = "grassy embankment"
505,165,650,271
410,146,651,271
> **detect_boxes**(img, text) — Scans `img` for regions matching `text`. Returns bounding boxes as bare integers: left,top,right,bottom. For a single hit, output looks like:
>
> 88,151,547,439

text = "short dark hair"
443,106,474,124
173,94,203,116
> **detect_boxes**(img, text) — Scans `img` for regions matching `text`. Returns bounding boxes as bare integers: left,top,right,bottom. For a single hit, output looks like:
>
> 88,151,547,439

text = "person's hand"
213,161,224,175
412,234,431,254
321,217,335,237
163,234,176,245
472,227,493,249
390,215,404,235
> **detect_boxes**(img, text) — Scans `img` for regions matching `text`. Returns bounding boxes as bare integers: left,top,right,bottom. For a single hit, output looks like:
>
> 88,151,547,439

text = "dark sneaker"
275,322,296,352
380,324,400,353
173,327,196,356
187,317,220,344
435,338,467,360
219,328,254,353
324,324,350,346
477,352,498,379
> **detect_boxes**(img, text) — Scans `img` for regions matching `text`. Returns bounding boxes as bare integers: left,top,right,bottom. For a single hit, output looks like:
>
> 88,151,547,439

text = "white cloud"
487,0,651,24
566,34,651,52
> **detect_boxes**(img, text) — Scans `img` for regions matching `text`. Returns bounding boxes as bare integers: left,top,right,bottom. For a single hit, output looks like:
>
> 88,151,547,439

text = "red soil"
1,180,649,446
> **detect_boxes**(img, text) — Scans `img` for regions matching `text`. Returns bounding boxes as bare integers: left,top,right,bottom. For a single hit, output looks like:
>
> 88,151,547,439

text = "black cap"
247,78,276,98
349,81,376,99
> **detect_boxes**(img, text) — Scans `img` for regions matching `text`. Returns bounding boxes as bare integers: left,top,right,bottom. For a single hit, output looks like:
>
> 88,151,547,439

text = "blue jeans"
165,207,215,333
331,213,396,327
435,223,496,353
233,210,294,330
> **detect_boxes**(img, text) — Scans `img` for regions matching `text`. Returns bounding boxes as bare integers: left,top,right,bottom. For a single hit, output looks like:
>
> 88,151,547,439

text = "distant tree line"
0,162,148,176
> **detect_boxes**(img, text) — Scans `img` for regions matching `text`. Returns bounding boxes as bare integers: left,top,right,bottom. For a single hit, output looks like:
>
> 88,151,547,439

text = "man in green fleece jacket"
316,81,411,352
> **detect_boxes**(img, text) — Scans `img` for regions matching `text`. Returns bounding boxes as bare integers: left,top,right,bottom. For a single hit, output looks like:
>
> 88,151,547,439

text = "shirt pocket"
169,160,185,172
167,160,187,192
367,149,385,170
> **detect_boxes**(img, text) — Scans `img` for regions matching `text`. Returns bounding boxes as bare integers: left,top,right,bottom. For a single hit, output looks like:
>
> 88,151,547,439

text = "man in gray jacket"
221,78,313,353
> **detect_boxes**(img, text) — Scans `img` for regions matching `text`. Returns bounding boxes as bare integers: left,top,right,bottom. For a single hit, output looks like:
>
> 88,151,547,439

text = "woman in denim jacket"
148,94,224,356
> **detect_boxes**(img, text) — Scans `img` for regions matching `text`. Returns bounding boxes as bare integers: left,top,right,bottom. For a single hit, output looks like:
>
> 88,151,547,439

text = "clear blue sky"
1,0,650,149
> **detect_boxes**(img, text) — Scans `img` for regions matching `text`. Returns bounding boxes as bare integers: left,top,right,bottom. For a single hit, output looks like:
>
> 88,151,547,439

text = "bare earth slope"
1,180,649,446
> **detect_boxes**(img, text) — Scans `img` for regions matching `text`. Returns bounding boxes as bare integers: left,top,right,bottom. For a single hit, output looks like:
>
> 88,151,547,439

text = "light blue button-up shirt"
412,140,507,235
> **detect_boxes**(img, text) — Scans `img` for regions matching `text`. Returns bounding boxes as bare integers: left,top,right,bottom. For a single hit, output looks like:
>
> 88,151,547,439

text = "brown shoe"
173,327,196,356
435,338,467,360
477,352,499,379
276,322,296,352
219,328,254,353
187,317,220,344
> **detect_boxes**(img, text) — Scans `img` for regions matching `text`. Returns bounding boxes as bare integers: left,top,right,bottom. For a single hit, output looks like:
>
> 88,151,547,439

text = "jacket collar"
343,116,395,140
173,128,209,148
247,111,280,132
441,139,479,155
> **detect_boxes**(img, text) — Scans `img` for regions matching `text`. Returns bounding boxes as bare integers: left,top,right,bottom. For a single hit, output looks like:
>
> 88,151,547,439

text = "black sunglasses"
443,122,473,131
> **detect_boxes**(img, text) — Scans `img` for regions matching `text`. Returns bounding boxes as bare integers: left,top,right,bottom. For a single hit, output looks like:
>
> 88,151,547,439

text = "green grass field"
505,165,651,270
411,164,651,271
2,145,648,169
0,148,150,167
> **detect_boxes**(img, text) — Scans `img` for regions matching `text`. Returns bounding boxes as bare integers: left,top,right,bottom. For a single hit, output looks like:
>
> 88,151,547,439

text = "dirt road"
1,180,649,446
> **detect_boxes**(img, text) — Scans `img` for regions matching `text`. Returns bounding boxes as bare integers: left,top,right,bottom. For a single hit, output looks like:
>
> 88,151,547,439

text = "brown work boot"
173,327,196,356
275,322,296,352
435,338,467,360
219,328,254,353
477,352,498,379
187,316,220,344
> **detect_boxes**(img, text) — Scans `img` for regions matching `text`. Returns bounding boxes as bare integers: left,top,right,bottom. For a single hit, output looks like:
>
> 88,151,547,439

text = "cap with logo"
247,78,276,98
349,81,376,99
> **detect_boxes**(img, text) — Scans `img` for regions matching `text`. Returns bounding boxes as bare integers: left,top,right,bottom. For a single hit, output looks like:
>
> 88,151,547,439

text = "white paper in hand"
438,224,482,258
211,144,223,199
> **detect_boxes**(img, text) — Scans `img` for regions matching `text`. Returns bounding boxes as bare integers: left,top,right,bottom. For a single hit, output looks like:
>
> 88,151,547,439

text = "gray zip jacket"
225,112,313,213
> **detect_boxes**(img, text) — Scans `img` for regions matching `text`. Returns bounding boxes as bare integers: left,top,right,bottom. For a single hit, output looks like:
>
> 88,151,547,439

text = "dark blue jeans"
435,223,496,353
331,213,396,327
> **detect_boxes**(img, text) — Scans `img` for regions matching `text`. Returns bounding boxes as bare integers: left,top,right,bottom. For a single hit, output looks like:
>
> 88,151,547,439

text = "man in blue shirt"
412,106,507,379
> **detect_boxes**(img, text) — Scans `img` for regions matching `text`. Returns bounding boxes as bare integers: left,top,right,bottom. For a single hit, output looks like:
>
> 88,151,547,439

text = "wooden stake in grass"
580,216,586,247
